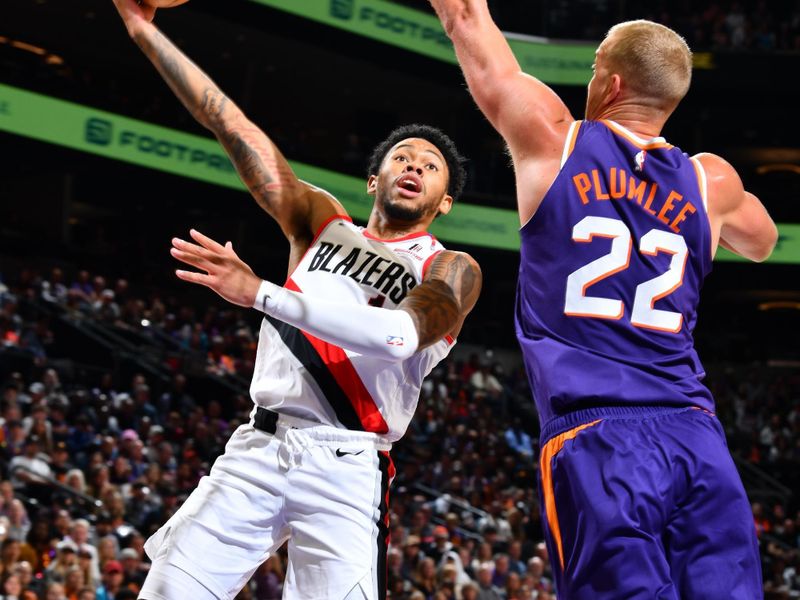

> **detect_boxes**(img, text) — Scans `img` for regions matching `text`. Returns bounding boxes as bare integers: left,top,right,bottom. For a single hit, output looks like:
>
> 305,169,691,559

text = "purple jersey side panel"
516,120,714,426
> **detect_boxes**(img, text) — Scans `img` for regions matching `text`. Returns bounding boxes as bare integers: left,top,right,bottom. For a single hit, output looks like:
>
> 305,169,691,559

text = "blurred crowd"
1,265,799,599
398,0,800,52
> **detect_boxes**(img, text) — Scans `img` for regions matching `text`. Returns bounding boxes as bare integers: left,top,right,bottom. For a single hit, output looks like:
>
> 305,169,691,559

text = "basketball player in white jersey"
111,1,482,598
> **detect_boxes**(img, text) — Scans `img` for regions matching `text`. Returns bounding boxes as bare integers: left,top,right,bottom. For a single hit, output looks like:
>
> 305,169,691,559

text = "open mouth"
396,174,423,198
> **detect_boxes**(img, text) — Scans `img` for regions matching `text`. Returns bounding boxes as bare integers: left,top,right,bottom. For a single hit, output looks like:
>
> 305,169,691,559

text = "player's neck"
593,104,668,140
365,213,431,241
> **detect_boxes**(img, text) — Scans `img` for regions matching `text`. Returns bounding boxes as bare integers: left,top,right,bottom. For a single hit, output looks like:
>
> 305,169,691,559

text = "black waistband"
253,407,279,434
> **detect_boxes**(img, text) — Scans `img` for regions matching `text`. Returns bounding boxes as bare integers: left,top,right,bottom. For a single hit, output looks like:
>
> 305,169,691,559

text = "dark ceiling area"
1,0,799,353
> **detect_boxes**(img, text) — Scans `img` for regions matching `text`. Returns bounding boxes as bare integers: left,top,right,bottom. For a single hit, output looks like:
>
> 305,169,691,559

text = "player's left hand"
170,229,262,308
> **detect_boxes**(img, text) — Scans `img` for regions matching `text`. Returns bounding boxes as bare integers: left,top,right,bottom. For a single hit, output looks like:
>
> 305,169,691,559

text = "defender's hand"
171,229,262,308
112,0,157,35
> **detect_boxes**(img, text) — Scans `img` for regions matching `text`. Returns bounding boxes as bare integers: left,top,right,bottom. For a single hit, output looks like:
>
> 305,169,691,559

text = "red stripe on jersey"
285,277,389,434
363,230,435,243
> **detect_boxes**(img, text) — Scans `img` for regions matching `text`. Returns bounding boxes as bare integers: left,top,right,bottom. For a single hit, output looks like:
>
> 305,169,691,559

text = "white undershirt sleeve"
253,280,420,362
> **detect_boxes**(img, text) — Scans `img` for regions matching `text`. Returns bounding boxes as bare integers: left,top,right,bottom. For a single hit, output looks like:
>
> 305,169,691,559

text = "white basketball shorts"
139,412,395,600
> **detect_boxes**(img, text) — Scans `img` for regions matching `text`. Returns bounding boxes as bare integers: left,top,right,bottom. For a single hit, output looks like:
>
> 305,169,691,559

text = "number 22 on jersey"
564,216,688,333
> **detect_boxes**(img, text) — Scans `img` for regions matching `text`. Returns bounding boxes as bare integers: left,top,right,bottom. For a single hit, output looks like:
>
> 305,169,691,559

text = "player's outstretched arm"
111,0,342,238
170,232,481,360
428,0,572,158
697,153,778,262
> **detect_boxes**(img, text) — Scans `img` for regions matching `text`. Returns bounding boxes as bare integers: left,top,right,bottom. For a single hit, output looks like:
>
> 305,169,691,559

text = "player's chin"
383,198,426,222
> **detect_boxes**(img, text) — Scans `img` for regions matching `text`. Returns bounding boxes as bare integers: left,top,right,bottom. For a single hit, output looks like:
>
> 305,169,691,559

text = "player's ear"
437,194,454,217
605,73,622,105
367,175,377,196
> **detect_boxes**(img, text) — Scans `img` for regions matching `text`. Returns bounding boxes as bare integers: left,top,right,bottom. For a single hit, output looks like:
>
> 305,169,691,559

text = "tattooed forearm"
132,27,232,130
216,125,289,212
402,281,460,347
129,24,296,214
400,252,482,347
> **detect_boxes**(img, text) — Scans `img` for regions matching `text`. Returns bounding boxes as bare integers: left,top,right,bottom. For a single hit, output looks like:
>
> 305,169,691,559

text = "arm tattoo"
133,28,215,125
400,252,482,347
132,27,292,213
216,124,289,213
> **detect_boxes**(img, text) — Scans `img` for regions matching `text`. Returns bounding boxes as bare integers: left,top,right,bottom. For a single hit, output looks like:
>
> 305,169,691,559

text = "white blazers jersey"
251,215,455,443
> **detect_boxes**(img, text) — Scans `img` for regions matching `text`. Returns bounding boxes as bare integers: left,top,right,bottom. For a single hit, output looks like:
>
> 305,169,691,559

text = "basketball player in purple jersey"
430,2,778,598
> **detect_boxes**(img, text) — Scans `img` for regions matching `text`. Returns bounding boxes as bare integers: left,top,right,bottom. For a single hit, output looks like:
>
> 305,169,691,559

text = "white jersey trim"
560,120,582,168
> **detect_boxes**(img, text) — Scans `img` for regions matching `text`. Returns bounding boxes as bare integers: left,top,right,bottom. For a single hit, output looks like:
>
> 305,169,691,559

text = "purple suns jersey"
516,119,715,426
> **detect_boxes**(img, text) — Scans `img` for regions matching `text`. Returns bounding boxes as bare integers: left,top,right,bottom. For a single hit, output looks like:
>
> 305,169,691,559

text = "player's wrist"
252,279,286,314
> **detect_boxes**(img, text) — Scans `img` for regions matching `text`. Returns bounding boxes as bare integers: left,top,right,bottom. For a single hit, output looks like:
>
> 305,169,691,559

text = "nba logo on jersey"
634,150,647,172
386,335,405,346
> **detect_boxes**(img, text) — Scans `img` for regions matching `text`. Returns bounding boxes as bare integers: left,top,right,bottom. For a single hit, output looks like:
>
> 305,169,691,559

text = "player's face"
368,138,453,223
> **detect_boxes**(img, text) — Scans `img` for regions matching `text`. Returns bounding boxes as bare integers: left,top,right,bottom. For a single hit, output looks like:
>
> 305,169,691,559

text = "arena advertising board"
249,0,597,85
0,83,519,251
1,83,797,262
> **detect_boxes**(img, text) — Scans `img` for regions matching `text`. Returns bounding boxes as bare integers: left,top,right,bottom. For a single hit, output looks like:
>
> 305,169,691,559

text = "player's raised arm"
697,153,778,262
428,0,573,158
111,0,342,240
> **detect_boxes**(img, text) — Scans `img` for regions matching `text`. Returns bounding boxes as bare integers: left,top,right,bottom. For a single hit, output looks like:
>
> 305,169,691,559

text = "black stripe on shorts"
376,451,391,600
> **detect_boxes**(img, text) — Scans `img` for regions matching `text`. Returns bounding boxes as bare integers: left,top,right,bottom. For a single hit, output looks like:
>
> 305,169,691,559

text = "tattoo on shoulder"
427,252,481,307
401,251,482,347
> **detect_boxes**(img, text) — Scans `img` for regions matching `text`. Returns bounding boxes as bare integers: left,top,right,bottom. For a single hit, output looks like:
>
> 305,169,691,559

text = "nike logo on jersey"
308,242,417,304
336,448,365,457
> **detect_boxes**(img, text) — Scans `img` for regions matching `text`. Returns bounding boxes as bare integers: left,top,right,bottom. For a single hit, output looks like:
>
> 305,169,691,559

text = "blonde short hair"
604,20,692,108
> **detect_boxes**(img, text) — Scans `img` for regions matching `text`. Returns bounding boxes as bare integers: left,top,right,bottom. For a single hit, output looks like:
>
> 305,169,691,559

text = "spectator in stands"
63,564,85,599
469,359,504,404
95,536,118,575
65,520,98,582
44,581,67,600
526,556,552,595
401,535,424,583
95,560,123,600
474,563,502,600
507,540,525,575
1,538,23,578
12,560,42,598
77,587,96,600
460,582,479,600
426,525,453,563
118,547,146,592
93,290,120,323
491,553,510,588
45,541,78,585
504,419,534,462
41,269,68,305
4,500,30,542
2,421,27,465
2,571,23,600
76,546,98,590
9,436,52,493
